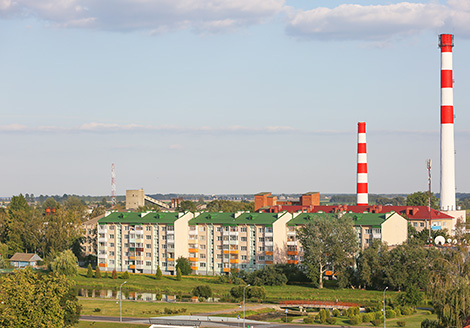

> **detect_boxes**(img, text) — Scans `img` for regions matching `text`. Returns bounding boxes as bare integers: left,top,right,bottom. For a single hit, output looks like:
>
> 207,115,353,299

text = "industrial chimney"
439,34,456,211
357,122,368,206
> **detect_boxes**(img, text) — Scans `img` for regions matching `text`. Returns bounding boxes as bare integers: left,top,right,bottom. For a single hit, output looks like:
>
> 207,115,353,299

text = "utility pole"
427,159,432,246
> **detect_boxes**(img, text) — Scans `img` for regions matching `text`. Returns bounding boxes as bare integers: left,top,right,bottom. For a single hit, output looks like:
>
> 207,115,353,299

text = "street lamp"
383,287,388,328
243,284,251,328
120,281,127,322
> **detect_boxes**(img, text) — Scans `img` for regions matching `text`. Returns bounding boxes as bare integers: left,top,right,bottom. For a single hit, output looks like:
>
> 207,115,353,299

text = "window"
162,235,166,240
241,246,247,251
259,246,265,251
365,239,370,244
161,226,166,231
217,254,223,259
443,222,447,227
413,222,418,227
217,263,223,268
217,245,222,250
146,261,152,266
146,226,152,231
124,235,129,239
217,236,222,241
199,226,206,232
241,237,247,241
241,255,247,260
200,254,206,259
124,243,129,247
241,227,247,232
146,244,151,249
109,234,114,239
420,222,425,227
109,251,114,256
109,260,115,265
162,245,167,249
146,235,151,240
200,245,206,250
365,229,372,234
258,237,264,242
125,226,129,231
224,254,229,259
241,264,247,269
258,228,263,233
109,225,115,230
200,262,206,268
146,252,151,257
265,237,273,242
200,236,205,241
125,252,129,256
136,260,143,265
216,227,222,232
258,256,265,261
109,242,114,247
265,227,273,233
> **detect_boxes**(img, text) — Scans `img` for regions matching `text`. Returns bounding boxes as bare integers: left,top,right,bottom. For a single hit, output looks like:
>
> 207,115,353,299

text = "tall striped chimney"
439,34,456,211
357,122,368,206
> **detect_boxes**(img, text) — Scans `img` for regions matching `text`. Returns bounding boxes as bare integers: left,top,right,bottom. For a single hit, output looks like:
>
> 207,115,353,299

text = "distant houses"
9,253,42,269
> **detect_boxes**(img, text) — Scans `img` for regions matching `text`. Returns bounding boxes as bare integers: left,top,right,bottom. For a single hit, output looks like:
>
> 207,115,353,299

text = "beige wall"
382,212,408,246
273,212,291,263
445,210,466,235
174,212,193,259
126,189,145,210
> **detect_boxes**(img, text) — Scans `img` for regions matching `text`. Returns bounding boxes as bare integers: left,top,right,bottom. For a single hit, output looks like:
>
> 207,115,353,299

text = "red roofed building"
254,192,320,212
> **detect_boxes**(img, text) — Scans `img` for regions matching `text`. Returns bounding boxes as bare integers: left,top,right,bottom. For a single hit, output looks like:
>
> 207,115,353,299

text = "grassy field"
80,299,240,317
77,321,148,328
73,268,391,304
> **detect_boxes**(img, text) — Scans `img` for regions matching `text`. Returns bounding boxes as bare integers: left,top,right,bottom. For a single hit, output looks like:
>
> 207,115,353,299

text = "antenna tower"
111,163,117,206
426,159,432,246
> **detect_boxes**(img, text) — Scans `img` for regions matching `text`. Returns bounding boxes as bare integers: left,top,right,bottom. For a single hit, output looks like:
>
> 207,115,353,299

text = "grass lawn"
77,321,148,327
80,299,240,317
73,268,393,304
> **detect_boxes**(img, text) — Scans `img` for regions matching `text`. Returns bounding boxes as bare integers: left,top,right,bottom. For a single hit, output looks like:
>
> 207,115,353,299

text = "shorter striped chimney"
357,122,368,206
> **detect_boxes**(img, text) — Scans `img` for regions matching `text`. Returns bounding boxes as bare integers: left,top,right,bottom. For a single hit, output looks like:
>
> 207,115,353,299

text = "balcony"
265,232,273,237
229,231,238,236
167,230,175,234
287,241,297,246
129,247,135,252
287,251,298,256
167,258,175,262
230,259,239,264
191,266,198,271
98,263,107,267
287,260,298,265
98,253,107,258
129,256,135,260
223,268,230,273
98,237,107,243
189,257,199,262
129,265,135,269
223,250,229,254
265,251,273,256
189,248,198,253
230,250,239,254
265,241,273,246
265,261,273,264
136,248,144,252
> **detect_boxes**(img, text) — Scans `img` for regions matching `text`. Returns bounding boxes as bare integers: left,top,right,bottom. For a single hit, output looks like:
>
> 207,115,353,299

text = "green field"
73,268,390,304
77,321,148,328
80,299,240,317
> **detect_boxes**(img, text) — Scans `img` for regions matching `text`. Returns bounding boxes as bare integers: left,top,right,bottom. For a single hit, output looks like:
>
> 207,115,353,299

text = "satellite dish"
435,236,445,245
447,238,452,244
453,239,458,244
463,239,467,244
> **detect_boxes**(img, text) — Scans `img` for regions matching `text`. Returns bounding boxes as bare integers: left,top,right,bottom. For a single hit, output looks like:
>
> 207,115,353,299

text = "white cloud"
0,0,285,32
286,1,470,41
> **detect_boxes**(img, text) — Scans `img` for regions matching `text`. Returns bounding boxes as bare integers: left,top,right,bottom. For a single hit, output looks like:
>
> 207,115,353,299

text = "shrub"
304,317,315,324
397,321,406,327
247,286,266,300
386,309,396,319
374,312,383,320
176,268,182,281
122,271,130,279
93,308,101,313
400,306,413,316
282,317,293,323
341,309,348,316
156,267,162,280
245,265,288,286
423,310,432,315
50,250,78,276
326,317,336,325
176,257,192,275
95,266,101,279
332,309,341,317
192,285,212,299
86,264,93,278
349,315,361,325
395,308,402,317
112,269,117,279
362,313,374,322
103,271,108,279
155,292,162,301
353,307,360,315
421,319,441,328
314,314,320,321
347,308,356,318
371,319,383,326
319,309,329,323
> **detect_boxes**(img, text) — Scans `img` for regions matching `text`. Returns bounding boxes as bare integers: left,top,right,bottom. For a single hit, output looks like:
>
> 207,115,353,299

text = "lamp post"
120,281,127,322
243,284,250,328
383,287,388,328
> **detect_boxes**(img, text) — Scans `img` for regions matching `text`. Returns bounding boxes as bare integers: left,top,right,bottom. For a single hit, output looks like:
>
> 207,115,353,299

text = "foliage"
386,309,397,318
122,271,130,279
87,264,93,278
375,196,406,206
371,319,384,326
50,249,78,276
176,267,182,281
192,285,212,299
408,225,450,246
349,315,361,325
176,257,192,275
406,191,439,209
95,266,102,279
421,319,442,328
397,285,424,307
0,267,81,327
112,269,117,279
326,317,336,324
247,286,266,300
274,263,309,283
205,200,254,212
332,309,341,317
177,201,197,213
397,321,406,327
245,265,287,286
156,267,162,280
319,309,329,323
304,316,315,324
297,214,358,288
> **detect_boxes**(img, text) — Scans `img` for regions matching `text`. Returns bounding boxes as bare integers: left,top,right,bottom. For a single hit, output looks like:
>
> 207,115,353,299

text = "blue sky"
1,0,470,197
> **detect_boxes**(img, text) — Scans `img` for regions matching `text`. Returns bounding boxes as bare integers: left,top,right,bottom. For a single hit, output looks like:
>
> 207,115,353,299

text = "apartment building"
97,211,193,274
187,211,292,275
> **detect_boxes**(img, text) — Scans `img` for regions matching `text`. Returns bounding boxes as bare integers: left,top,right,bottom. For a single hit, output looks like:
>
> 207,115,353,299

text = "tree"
0,267,81,327
176,257,192,275
176,267,182,281
406,191,439,209
50,249,78,276
178,200,197,213
112,269,117,279
87,264,93,278
192,285,212,299
356,239,387,289
247,286,266,300
95,266,101,278
122,271,130,279
245,265,288,286
297,214,359,288
156,267,162,280
397,285,424,307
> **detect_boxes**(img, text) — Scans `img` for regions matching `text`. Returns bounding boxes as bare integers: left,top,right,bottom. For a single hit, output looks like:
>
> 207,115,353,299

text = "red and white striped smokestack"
439,34,456,211
357,122,368,206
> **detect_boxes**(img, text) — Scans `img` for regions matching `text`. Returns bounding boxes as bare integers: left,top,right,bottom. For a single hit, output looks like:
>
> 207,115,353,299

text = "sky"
1,0,470,197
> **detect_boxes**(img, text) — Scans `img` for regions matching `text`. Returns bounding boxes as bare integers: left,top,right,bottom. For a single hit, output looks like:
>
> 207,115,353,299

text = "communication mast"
111,163,117,206
426,159,432,246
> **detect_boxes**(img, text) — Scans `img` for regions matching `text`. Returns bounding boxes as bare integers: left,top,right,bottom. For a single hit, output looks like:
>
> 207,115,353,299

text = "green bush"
122,271,130,279
332,309,341,317
397,321,406,327
395,308,402,317
156,267,162,280
386,309,396,319
374,312,383,320
112,269,117,279
347,308,356,318
93,308,101,312
423,310,432,315
349,315,361,325
326,317,336,325
304,317,315,324
319,309,329,323
362,313,374,322
400,306,413,316
341,309,348,316
192,285,212,299
176,268,182,281
103,271,108,279
87,264,93,278
371,319,383,326
95,266,101,279
282,317,293,323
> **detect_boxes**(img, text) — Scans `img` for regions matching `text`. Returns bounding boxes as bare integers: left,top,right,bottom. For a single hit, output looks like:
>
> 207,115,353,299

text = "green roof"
98,212,181,225
288,212,393,227
189,212,287,226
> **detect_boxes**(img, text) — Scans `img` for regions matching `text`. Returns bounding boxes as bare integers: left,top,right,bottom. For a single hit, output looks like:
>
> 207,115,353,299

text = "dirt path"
199,304,281,315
